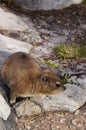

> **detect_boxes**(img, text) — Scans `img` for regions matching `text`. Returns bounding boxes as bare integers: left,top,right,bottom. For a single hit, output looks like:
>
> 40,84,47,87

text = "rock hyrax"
1,52,65,104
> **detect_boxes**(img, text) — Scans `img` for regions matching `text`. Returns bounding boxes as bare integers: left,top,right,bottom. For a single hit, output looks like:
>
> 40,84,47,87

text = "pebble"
51,126,55,130
24,124,31,130
72,119,77,125
83,112,86,115
56,125,60,129
60,118,66,124
74,110,80,115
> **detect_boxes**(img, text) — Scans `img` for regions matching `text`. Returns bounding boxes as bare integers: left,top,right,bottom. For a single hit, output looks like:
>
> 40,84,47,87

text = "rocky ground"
16,104,86,130
0,2,86,130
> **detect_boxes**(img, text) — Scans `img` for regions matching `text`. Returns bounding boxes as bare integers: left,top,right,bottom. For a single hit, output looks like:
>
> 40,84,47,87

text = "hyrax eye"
41,75,49,83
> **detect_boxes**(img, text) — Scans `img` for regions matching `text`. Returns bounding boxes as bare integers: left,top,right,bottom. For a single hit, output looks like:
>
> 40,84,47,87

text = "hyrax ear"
40,74,49,83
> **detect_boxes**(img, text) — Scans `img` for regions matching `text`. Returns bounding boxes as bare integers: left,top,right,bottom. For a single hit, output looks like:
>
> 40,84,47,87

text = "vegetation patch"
44,61,59,69
61,73,74,84
40,58,59,69
54,43,86,60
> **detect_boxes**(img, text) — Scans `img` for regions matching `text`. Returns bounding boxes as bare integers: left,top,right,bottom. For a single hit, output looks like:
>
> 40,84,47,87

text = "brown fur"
1,52,65,104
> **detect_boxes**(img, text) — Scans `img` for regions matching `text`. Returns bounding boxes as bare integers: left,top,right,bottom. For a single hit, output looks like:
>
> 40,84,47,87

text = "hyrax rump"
1,52,65,104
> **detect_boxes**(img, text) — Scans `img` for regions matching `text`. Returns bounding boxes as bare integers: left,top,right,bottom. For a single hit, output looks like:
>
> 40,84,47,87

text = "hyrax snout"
1,52,65,104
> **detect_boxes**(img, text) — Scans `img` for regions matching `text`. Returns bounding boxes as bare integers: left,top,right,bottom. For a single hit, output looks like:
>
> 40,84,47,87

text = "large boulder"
0,8,28,31
13,0,83,10
0,34,32,53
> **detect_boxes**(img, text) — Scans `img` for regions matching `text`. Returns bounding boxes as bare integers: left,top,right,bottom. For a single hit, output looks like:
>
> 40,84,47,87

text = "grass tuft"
54,43,86,60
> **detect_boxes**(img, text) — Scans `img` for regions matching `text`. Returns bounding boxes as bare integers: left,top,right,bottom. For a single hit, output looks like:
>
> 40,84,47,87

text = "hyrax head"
38,69,65,95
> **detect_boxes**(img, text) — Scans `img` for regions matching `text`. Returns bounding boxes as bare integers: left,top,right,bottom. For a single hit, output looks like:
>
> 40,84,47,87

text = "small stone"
15,99,41,117
77,123,83,128
41,120,44,124
51,127,55,130
25,125,31,130
56,126,60,129
36,125,39,128
60,118,66,124
72,119,77,125
74,110,80,115
82,112,86,115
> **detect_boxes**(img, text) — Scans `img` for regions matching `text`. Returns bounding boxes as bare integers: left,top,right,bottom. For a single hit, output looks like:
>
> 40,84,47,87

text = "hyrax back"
1,52,65,104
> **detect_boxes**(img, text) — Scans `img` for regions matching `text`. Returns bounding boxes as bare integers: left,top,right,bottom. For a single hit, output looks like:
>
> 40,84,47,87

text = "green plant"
44,61,59,69
39,58,59,69
54,43,86,60
61,73,74,85
61,73,70,84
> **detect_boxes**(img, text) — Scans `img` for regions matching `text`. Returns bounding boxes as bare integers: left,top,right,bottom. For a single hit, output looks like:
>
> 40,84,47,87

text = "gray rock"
5,109,17,130
0,94,16,129
30,78,86,113
14,98,41,117
0,34,32,53
0,110,17,130
0,8,28,31
0,118,6,130
0,93,10,120
13,0,82,10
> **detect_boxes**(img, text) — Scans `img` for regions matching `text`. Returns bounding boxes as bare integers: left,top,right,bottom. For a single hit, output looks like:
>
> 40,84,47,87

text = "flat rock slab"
0,34,32,53
13,0,82,10
0,8,28,31
31,81,86,112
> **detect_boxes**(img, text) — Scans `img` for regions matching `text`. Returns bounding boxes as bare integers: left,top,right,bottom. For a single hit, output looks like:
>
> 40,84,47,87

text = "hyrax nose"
56,81,66,90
